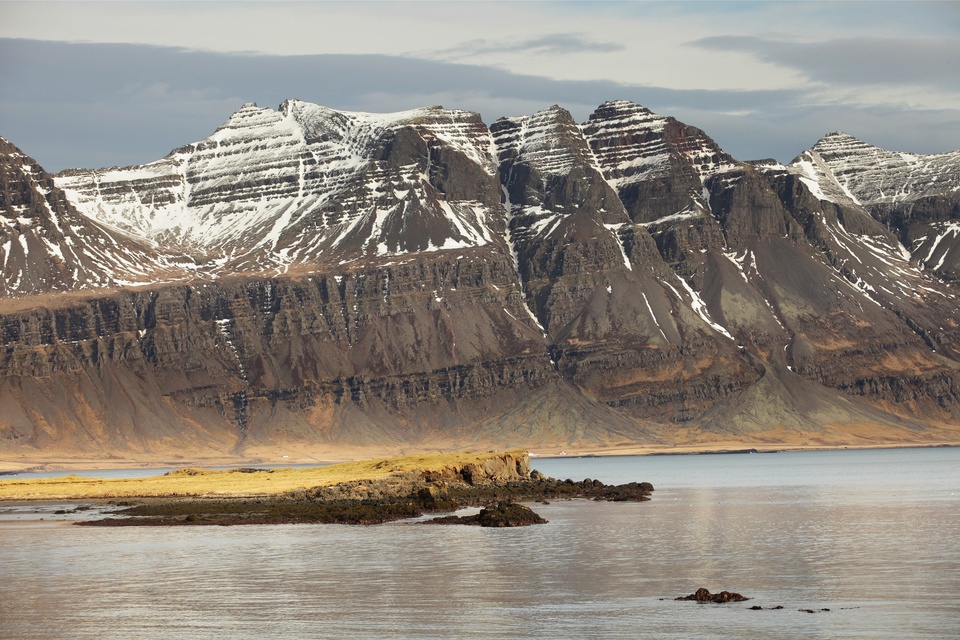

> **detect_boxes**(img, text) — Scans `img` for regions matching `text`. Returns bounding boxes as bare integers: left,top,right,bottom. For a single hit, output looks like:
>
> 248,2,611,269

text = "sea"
1,447,958,639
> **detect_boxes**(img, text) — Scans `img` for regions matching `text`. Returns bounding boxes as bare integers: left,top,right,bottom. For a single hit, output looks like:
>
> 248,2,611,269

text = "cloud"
437,32,625,59
1,38,958,172
691,35,960,91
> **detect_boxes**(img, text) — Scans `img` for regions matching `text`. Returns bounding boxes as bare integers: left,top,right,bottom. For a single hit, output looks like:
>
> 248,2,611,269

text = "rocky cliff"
1,99,959,461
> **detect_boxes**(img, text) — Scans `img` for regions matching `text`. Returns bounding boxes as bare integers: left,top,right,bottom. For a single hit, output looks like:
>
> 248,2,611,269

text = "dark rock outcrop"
425,501,548,527
676,588,750,603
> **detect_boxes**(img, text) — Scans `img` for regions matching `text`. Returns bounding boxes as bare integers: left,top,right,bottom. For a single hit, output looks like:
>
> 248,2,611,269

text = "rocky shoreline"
74,461,653,527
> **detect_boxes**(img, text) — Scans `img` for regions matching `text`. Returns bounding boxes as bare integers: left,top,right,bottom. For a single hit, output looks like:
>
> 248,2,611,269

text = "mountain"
54,101,503,274
0,137,189,297
791,131,960,282
1,100,959,462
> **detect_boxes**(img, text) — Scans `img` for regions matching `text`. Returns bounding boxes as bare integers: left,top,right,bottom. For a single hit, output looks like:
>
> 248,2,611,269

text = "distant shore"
2,439,958,475
530,440,960,459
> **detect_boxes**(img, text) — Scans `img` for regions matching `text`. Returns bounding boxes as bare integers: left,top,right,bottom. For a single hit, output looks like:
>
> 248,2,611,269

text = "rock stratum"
2,99,960,462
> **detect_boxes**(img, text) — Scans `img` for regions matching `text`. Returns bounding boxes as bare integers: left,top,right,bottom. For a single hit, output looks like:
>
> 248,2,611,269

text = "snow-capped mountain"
55,100,503,274
789,132,960,280
0,136,189,297
798,131,960,207
1,99,959,461
582,99,740,216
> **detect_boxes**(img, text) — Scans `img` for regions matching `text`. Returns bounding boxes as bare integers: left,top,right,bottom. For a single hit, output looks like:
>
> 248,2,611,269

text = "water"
3,462,328,480
1,447,958,639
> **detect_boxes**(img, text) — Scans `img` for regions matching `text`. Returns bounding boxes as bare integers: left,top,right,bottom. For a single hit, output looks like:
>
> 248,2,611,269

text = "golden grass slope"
0,450,523,501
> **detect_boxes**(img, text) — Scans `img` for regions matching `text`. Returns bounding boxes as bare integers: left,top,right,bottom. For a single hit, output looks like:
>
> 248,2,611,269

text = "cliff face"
1,99,959,460
0,251,658,457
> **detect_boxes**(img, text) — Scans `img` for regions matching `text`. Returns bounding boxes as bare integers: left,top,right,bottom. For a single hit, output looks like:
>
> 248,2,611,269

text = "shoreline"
529,440,960,459
0,451,534,501
0,450,653,527
2,440,958,475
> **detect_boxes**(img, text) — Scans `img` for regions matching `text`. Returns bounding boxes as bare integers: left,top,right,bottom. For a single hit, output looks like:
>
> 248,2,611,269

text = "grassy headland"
0,449,654,526
0,450,526,501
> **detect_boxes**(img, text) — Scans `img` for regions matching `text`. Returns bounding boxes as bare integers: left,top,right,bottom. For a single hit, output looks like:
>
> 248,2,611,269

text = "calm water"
3,462,327,480
1,447,958,639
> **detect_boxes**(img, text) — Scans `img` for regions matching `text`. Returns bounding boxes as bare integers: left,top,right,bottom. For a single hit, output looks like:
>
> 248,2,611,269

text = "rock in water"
425,501,548,527
474,502,548,527
675,588,750,603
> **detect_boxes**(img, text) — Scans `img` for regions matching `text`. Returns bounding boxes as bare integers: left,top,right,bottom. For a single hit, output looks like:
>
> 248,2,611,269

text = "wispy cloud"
435,32,625,59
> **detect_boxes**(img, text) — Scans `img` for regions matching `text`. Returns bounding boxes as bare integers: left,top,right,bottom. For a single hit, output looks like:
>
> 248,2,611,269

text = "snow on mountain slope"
491,104,738,347
55,100,504,274
788,132,960,280
722,154,956,333
0,136,189,297
580,100,673,186
492,104,596,180
802,132,960,206
582,100,741,223
789,149,861,206
492,105,628,242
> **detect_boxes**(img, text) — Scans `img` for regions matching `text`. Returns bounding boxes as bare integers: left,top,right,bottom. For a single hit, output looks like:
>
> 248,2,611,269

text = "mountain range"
2,99,959,462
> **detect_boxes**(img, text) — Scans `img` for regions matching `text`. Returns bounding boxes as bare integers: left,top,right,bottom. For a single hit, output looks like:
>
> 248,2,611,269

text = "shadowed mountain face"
1,99,959,460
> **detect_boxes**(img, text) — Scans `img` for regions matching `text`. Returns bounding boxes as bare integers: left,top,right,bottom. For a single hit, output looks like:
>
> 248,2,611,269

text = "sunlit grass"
0,450,523,500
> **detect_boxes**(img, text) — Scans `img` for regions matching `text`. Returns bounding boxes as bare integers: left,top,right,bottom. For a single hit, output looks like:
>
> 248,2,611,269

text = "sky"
1,0,959,172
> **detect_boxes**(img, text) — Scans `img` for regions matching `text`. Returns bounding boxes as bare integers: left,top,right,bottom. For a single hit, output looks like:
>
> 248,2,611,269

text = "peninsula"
0,451,653,526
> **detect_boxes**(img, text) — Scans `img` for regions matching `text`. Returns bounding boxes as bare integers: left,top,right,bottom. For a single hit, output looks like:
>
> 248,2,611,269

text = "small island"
0,451,653,527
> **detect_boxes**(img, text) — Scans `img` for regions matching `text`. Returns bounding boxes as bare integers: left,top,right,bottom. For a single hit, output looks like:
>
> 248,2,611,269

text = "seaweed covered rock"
425,501,548,527
475,501,548,527
676,588,749,603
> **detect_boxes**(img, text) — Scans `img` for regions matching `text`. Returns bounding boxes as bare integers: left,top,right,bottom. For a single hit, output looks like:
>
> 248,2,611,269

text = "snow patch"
672,276,734,340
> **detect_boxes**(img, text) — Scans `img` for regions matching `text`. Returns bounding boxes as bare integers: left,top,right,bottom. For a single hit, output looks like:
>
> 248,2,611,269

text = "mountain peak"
794,127,960,215
229,102,268,119
813,130,871,153
595,99,652,113
823,130,854,140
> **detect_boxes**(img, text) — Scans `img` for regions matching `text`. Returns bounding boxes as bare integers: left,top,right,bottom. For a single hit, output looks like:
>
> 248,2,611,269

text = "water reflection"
2,448,959,639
